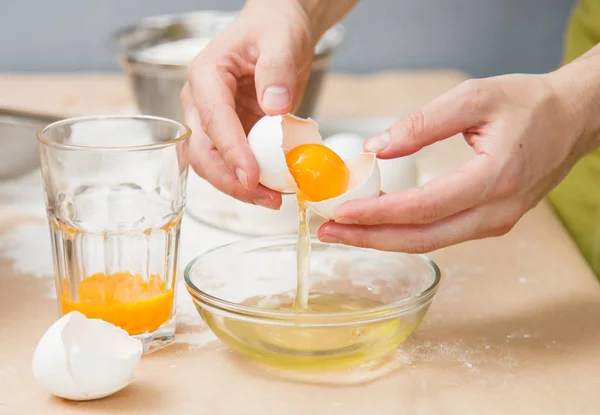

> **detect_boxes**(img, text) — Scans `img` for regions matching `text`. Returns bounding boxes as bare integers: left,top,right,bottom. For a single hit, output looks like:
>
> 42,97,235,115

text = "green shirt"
548,0,600,279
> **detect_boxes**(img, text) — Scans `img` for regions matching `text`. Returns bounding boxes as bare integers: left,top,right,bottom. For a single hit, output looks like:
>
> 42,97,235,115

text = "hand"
181,1,314,209
317,72,599,252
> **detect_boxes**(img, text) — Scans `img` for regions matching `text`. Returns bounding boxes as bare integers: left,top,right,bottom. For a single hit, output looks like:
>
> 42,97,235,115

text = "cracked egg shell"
306,152,381,220
32,311,142,401
323,133,365,163
324,131,417,194
247,114,322,193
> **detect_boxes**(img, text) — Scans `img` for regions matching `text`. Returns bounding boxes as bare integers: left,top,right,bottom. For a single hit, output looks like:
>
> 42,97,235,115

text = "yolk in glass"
59,272,173,335
285,144,350,202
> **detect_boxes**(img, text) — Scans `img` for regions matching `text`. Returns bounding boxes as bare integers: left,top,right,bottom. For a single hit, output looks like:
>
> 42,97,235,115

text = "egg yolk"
285,144,350,202
59,272,173,335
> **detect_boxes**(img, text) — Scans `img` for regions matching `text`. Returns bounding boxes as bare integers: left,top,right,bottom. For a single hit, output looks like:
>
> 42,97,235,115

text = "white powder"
173,330,217,350
135,38,213,65
397,338,494,373
0,222,54,279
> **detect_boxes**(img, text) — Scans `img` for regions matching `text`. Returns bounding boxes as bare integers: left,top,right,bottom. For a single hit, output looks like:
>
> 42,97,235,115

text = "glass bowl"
184,236,441,373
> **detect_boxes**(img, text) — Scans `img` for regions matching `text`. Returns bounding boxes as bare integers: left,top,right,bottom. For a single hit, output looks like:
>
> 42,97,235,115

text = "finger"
254,32,307,115
186,62,261,190
335,153,496,225
318,207,484,253
183,85,281,209
320,197,524,252
365,79,494,158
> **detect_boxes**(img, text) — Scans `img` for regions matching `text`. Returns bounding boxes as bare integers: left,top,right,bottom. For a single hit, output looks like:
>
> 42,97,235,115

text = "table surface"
1,71,599,415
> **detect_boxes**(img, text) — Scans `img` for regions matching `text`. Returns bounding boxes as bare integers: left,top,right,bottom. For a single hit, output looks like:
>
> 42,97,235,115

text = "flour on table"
0,221,54,279
395,330,525,376
0,171,54,280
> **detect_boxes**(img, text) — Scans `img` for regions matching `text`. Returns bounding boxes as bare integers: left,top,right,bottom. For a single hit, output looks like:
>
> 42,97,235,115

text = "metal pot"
113,11,344,123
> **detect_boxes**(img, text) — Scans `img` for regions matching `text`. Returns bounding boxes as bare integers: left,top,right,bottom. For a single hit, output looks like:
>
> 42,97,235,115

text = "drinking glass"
37,115,190,353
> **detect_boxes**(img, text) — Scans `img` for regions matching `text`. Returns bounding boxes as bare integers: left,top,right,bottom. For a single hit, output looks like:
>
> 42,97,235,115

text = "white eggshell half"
248,114,323,193
32,311,143,401
379,156,418,194
307,153,381,220
234,193,299,234
323,133,365,163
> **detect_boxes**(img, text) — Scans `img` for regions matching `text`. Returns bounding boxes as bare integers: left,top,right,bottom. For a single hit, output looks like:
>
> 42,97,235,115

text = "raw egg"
247,114,382,219
285,143,350,202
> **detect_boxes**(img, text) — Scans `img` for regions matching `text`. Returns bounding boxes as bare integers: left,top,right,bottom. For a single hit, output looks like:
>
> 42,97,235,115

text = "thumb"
365,79,490,158
255,35,305,115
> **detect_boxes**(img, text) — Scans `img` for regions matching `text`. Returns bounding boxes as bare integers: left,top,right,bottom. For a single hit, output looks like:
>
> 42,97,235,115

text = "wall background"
0,0,575,77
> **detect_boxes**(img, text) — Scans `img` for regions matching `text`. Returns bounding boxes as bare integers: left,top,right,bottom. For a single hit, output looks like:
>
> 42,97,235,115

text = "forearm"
547,43,600,153
246,0,357,41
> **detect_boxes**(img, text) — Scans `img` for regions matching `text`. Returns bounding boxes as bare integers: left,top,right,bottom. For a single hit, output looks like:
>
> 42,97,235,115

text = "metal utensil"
0,108,60,179
112,10,344,123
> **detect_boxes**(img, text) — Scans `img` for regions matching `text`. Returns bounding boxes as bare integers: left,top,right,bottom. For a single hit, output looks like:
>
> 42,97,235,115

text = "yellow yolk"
59,272,173,335
285,144,350,202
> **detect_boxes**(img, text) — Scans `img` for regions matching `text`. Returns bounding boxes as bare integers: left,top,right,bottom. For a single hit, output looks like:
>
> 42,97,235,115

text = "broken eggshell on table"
32,311,142,401
247,114,383,220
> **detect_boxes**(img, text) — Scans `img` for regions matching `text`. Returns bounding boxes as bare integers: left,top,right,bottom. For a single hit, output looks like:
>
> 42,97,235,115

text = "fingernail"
319,234,343,244
364,131,390,153
236,168,249,189
262,86,290,111
334,217,358,225
254,196,276,209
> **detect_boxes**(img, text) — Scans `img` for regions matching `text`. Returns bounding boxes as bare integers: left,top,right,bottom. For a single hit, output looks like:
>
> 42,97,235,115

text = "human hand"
318,73,600,252
182,0,356,210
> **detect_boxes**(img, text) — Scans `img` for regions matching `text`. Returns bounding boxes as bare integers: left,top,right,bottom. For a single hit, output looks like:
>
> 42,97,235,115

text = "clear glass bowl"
184,236,441,374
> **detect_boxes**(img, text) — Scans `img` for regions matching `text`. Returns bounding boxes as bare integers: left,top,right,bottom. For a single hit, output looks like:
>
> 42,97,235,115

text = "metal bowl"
0,108,60,179
113,11,345,123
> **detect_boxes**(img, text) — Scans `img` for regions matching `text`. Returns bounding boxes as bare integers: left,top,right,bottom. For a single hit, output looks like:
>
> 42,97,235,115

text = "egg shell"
324,131,418,194
247,114,322,193
32,311,142,401
323,133,365,163
234,193,299,234
379,156,418,194
307,152,381,220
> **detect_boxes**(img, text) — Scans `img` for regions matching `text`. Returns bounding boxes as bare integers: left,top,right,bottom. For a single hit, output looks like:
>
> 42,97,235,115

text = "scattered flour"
173,330,217,350
397,338,518,374
0,221,54,280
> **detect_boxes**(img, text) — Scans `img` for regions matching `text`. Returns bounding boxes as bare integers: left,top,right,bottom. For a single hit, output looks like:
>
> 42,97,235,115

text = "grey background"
0,0,575,78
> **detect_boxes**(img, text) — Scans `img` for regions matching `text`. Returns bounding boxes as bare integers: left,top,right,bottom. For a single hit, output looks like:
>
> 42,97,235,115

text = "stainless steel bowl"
0,108,60,179
113,11,344,123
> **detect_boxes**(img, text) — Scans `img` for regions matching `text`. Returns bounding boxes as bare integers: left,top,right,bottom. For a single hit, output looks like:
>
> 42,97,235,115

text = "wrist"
545,60,600,154
295,0,357,40
244,0,356,42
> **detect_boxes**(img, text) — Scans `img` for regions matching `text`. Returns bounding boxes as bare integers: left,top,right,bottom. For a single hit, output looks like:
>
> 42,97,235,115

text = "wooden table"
1,71,599,415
